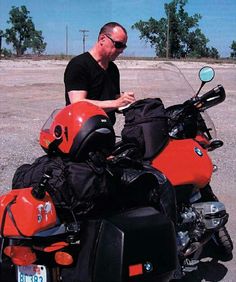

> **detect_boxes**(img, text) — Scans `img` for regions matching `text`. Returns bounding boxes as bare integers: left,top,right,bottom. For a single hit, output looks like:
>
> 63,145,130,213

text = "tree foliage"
132,0,219,58
4,5,46,56
230,40,236,58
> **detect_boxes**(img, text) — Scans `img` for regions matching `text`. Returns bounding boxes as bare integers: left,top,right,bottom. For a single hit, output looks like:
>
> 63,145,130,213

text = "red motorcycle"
0,65,233,282
119,64,233,275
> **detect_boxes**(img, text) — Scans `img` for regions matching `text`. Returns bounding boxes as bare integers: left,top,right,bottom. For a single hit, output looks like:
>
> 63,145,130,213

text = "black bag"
12,153,176,222
121,98,169,160
12,155,117,219
12,155,69,207
63,160,118,216
107,156,177,224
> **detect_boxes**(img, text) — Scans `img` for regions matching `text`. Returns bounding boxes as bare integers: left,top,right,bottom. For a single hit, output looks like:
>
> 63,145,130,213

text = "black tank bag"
121,98,169,160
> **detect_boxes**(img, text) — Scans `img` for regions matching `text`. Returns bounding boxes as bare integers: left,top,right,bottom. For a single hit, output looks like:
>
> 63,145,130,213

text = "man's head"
98,22,127,61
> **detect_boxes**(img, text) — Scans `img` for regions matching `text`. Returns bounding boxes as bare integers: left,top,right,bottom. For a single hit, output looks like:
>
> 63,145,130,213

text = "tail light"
4,246,36,266
55,251,73,266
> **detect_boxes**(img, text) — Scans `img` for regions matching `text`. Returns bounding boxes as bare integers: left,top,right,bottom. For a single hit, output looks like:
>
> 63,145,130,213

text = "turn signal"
44,241,69,252
55,251,73,266
4,246,36,266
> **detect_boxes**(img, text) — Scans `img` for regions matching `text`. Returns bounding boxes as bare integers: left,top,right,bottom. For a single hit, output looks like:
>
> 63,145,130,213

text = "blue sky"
0,0,236,57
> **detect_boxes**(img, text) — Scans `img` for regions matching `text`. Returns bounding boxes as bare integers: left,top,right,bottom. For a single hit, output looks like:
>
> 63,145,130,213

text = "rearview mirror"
199,66,215,83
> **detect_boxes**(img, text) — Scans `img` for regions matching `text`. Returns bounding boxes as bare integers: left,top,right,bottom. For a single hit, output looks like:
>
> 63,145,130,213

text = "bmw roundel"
144,261,153,272
194,147,203,157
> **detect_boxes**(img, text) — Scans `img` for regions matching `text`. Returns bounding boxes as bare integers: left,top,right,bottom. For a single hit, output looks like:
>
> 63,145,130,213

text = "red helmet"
39,101,115,161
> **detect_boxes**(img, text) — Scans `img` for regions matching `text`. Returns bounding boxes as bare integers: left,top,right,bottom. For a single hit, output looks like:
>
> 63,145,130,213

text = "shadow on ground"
179,241,233,282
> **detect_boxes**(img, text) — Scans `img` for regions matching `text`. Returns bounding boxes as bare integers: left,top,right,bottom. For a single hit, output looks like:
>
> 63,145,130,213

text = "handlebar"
193,85,226,111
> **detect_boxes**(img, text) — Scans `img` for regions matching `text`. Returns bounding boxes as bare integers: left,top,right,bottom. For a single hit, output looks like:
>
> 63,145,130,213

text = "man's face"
101,26,127,61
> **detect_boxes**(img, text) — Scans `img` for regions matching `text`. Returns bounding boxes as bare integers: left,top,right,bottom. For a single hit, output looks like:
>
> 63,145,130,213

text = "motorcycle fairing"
152,138,213,188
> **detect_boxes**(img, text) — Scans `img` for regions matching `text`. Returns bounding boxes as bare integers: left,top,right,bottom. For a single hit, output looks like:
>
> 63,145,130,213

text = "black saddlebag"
61,207,177,282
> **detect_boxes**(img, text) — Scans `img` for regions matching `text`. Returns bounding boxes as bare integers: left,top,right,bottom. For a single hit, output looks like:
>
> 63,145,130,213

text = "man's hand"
116,92,135,108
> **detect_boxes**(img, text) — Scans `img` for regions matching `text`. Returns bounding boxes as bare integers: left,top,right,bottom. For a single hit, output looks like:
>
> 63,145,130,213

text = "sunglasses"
105,34,127,49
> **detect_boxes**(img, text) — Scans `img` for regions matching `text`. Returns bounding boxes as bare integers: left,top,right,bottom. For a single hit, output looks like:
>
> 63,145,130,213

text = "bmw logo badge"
194,147,203,157
144,261,153,272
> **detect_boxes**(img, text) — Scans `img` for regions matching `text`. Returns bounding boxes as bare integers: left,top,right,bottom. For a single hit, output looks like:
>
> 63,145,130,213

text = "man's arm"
68,90,135,110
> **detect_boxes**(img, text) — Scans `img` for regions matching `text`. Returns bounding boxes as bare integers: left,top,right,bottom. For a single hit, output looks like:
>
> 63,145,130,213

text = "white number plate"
17,265,47,282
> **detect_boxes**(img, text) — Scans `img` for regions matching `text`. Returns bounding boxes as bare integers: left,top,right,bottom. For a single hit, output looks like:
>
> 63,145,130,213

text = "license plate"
17,265,47,282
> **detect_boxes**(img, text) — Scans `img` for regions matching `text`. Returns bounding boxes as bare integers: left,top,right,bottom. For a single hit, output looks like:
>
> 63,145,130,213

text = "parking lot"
0,58,235,281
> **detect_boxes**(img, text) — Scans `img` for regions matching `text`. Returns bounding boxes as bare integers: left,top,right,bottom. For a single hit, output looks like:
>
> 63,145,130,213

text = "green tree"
4,5,46,56
31,30,47,55
207,47,219,59
132,0,218,58
230,40,236,58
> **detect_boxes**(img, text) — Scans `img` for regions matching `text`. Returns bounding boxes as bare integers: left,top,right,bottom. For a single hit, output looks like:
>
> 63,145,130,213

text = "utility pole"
166,10,170,59
66,25,68,55
79,29,89,53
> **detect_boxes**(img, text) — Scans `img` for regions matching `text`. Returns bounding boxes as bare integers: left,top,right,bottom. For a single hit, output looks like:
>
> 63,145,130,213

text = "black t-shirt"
64,52,120,124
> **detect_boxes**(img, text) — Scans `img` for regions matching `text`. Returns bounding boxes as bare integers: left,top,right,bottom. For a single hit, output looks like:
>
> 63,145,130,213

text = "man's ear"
99,34,106,43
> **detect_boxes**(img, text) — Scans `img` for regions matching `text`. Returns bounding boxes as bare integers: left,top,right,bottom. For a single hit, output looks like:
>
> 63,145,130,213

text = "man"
64,22,135,124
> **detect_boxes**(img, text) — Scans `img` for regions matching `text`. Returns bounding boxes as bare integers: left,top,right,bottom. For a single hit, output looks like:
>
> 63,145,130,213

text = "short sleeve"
64,57,89,92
